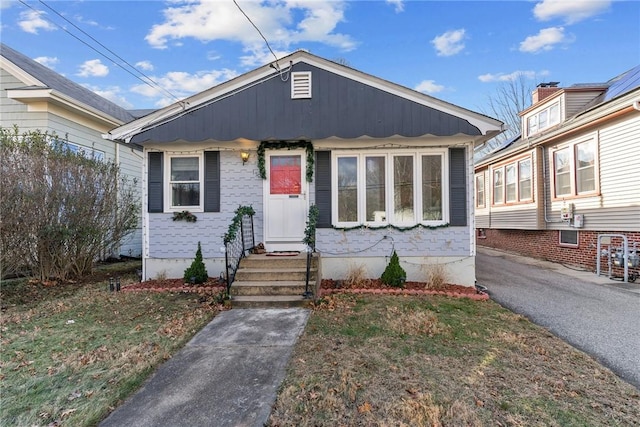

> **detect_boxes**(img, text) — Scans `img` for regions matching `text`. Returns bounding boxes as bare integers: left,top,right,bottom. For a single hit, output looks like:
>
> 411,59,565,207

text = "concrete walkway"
100,308,310,427
477,247,640,389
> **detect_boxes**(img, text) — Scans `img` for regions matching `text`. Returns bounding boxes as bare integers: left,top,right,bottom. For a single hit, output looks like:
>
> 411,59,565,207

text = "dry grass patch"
0,261,222,427
342,263,371,289
269,294,640,426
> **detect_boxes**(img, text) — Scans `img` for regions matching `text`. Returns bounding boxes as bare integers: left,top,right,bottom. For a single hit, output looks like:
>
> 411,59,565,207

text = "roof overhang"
7,87,125,128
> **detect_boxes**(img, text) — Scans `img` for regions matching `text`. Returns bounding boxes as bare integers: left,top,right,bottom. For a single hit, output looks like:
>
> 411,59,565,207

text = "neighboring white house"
0,43,143,257
475,66,640,279
106,50,504,285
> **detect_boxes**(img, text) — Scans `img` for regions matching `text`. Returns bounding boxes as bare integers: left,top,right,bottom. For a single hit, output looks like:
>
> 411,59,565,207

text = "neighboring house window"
332,150,447,227
518,159,532,200
551,137,598,199
492,156,533,205
559,230,578,247
493,169,504,204
56,140,105,161
527,102,560,137
475,173,485,208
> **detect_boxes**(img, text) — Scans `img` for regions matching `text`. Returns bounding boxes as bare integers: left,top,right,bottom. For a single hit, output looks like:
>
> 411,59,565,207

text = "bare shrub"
422,263,449,290
343,263,370,288
0,126,140,281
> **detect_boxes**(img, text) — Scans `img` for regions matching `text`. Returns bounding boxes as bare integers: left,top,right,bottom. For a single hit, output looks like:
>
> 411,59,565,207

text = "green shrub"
380,251,406,288
184,242,208,284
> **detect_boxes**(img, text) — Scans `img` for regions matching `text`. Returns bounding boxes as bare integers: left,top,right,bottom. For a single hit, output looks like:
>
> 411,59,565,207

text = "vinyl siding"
564,91,605,118
545,115,640,231
1,65,143,256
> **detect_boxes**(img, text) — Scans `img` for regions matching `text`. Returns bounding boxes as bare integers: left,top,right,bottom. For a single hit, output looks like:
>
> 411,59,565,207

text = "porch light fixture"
240,151,250,165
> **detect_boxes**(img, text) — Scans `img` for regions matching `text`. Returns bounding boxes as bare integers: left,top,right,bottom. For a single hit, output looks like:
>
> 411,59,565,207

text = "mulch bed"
122,278,225,293
122,278,488,300
320,279,489,300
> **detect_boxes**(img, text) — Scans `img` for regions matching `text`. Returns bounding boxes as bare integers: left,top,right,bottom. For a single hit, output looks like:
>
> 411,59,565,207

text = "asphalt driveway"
476,246,640,390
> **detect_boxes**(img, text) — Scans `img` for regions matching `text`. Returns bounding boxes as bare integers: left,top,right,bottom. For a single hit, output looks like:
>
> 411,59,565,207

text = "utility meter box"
573,214,584,228
561,203,574,221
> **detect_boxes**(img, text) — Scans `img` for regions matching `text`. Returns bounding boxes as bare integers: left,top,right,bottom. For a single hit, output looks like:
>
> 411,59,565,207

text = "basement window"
559,230,578,247
291,71,312,99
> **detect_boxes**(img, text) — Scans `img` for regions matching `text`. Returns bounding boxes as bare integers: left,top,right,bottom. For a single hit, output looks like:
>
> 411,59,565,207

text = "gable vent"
291,71,312,99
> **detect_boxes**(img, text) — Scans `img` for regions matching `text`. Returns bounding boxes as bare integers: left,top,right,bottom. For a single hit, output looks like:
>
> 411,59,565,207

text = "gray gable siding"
131,63,482,144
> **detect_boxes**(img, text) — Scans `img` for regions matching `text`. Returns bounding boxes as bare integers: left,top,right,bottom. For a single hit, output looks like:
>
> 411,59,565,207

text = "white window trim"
475,173,485,208
164,152,204,212
559,229,579,248
526,101,561,138
331,149,449,228
550,134,598,200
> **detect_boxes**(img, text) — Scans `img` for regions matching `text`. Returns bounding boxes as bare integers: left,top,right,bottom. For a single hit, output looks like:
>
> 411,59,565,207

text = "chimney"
532,82,561,104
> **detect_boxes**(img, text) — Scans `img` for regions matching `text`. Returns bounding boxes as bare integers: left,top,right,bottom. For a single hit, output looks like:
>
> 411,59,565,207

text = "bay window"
333,150,447,226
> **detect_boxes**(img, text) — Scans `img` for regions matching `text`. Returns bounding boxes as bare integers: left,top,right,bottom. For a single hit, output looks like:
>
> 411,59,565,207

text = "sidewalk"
100,308,310,427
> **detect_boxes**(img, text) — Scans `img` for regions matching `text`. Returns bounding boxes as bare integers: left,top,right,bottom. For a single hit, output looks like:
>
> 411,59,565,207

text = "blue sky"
1,0,638,117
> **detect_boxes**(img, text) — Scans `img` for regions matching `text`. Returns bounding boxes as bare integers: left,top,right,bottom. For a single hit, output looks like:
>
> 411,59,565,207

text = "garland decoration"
223,205,256,244
172,210,197,222
302,204,319,250
257,141,314,182
331,223,450,232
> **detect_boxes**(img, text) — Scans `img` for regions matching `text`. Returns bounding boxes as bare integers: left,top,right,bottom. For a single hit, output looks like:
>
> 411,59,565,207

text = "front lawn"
269,293,640,426
0,261,222,427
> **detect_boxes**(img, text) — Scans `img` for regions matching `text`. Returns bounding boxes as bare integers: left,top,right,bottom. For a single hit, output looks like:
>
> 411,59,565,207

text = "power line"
232,0,290,80
17,0,184,105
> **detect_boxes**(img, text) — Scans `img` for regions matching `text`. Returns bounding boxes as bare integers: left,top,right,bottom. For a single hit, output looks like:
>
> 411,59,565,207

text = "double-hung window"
167,155,202,210
527,101,561,137
333,150,447,227
492,155,533,205
551,137,597,198
475,173,485,208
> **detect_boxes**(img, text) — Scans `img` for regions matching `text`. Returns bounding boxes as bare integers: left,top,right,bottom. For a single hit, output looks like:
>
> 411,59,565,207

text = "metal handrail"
224,213,255,294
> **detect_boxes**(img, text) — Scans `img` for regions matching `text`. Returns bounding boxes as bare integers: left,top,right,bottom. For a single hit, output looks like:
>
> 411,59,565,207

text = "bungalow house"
475,66,640,281
0,43,143,257
105,50,503,287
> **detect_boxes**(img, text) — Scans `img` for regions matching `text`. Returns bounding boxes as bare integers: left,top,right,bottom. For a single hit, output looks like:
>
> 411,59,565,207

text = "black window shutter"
449,147,467,226
315,151,332,228
148,152,163,213
204,151,220,212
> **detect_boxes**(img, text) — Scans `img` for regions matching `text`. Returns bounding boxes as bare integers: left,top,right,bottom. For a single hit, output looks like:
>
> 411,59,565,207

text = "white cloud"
77,59,109,77
130,68,239,104
136,60,154,71
18,10,57,34
478,70,549,83
83,84,134,109
34,56,59,69
414,80,444,94
431,29,466,57
145,0,356,62
386,0,404,13
533,0,611,24
519,27,571,53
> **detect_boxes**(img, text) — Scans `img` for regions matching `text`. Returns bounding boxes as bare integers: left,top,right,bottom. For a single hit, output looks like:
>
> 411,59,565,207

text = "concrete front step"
230,280,312,296
234,267,316,282
239,253,318,269
231,295,314,309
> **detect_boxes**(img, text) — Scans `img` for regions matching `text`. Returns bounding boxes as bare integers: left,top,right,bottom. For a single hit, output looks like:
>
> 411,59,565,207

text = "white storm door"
264,151,308,252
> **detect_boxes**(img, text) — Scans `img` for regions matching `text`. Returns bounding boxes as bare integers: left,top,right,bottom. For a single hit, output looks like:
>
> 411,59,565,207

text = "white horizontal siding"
564,91,602,117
